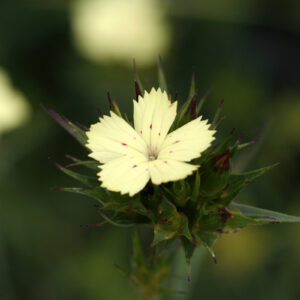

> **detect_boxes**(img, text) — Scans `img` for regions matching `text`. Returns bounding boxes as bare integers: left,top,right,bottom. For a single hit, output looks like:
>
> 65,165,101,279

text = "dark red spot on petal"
174,140,180,144
133,137,136,140
164,161,168,164
140,130,143,134
121,143,127,146
158,132,161,136
133,164,138,168
150,124,152,129
169,150,173,153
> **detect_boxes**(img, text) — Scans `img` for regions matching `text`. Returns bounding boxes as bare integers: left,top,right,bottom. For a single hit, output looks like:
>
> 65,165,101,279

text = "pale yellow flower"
87,88,215,196
0,69,30,134
70,0,170,67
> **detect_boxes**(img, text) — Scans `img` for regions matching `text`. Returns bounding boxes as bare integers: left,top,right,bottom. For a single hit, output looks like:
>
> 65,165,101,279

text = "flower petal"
98,154,150,196
158,117,215,162
86,111,147,163
149,159,198,185
133,88,177,151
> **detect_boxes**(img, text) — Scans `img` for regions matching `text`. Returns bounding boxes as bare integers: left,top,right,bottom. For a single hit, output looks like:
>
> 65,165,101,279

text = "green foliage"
42,104,88,146
152,198,192,246
46,64,300,299
232,203,300,223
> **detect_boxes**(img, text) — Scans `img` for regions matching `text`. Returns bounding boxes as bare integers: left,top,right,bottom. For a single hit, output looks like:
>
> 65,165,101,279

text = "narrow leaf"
42,104,87,146
188,72,195,100
65,155,99,170
232,202,300,223
211,99,224,128
133,59,144,93
196,87,211,114
52,161,98,187
220,163,279,205
56,187,107,205
198,232,219,263
181,237,196,281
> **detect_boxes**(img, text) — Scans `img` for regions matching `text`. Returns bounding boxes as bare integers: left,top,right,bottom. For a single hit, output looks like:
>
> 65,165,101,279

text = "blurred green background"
0,0,299,299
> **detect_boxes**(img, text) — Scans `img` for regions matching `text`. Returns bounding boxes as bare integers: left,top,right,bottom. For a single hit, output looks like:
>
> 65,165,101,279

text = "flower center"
147,145,159,161
148,154,157,161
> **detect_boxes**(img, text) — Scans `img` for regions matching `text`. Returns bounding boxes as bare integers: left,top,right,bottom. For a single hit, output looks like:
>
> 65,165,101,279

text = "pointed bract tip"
107,91,113,107
40,103,49,111
158,55,163,69
133,58,137,72
230,128,235,136
270,162,280,169
202,87,211,99
65,154,78,162
49,157,62,169
215,116,225,129
189,91,198,119
75,121,88,131
124,113,130,123
134,80,142,99
212,255,217,264
218,99,225,108
98,109,104,118
174,92,178,101
51,186,63,191
213,150,231,171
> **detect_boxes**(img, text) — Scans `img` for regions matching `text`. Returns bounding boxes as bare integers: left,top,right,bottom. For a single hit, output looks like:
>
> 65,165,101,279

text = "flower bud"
200,150,231,196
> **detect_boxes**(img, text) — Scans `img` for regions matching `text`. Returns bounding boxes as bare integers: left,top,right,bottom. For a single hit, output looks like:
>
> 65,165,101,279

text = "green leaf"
196,88,210,114
219,163,279,205
211,99,224,128
65,156,99,170
97,210,135,227
188,72,195,100
158,56,168,92
214,129,235,154
152,199,192,246
225,211,258,229
57,187,107,205
42,105,88,146
232,202,300,223
181,236,196,280
133,59,145,94
197,206,257,234
53,161,98,187
198,232,219,263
